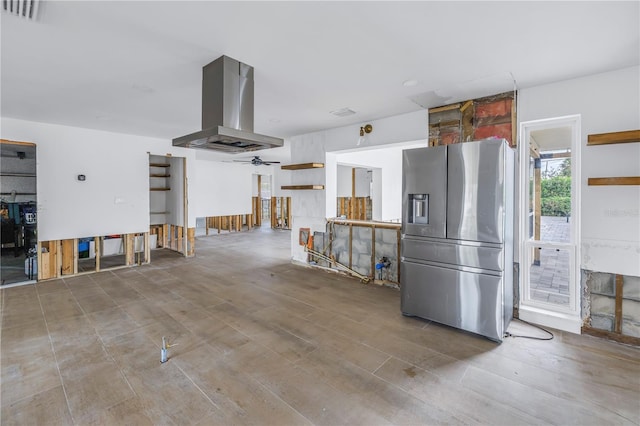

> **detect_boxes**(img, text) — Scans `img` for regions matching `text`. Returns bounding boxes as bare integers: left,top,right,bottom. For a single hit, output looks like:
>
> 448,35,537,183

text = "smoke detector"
330,107,356,117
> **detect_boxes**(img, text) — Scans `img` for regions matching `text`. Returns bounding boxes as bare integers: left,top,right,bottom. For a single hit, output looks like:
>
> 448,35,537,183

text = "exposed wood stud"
95,237,101,272
61,239,75,275
125,233,135,266
280,185,325,190
615,274,623,334
371,226,376,281
348,224,353,269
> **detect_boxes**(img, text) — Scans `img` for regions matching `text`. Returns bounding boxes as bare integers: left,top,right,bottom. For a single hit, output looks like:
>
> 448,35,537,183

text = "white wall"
0,144,36,203
518,66,640,276
272,166,292,198
1,117,282,242
166,156,185,226
291,66,640,275
1,117,185,240
336,165,352,197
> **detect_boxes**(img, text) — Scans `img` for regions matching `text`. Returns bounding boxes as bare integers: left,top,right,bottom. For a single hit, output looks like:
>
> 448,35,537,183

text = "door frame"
0,139,38,287
518,115,582,333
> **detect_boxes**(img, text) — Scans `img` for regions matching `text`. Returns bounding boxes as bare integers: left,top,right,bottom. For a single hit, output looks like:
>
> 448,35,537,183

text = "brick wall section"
428,91,515,147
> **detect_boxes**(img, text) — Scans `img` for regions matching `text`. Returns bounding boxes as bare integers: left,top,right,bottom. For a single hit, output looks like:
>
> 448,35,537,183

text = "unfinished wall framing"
428,91,517,147
202,215,253,234
337,197,371,220
149,154,190,257
309,218,401,286
582,271,640,345
37,232,151,280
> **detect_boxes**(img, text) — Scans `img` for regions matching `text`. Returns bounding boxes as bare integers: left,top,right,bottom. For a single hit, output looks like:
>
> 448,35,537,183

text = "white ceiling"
1,1,639,150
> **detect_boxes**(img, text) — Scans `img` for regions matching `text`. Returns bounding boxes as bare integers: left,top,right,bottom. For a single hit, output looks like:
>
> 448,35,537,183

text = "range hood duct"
173,55,283,153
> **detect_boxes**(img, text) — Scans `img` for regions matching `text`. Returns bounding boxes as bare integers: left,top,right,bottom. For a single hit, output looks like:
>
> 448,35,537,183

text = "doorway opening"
1,140,37,286
519,115,581,333
149,154,188,257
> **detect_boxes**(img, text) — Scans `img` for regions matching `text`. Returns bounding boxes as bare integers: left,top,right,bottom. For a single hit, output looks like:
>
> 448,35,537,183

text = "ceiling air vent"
2,0,40,20
330,107,356,117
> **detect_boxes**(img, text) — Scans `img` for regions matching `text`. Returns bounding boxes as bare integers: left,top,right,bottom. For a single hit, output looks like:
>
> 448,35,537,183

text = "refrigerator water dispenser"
409,194,429,224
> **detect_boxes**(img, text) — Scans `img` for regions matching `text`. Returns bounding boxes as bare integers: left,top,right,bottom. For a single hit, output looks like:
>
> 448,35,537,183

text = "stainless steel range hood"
173,55,283,153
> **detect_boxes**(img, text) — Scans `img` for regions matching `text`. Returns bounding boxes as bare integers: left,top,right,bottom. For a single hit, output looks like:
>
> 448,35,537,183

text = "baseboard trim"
518,305,582,334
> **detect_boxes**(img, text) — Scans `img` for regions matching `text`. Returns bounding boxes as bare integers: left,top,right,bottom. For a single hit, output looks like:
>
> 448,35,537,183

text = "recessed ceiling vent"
2,0,40,20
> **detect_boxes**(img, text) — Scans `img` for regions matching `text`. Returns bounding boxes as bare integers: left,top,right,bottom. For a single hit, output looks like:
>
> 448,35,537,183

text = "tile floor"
1,227,639,425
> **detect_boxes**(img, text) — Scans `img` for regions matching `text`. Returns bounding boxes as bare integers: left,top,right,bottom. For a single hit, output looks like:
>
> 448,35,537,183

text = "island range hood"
173,55,284,153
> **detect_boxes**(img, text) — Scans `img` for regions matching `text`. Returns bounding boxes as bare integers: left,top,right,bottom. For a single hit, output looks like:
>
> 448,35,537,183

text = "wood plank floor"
1,228,639,425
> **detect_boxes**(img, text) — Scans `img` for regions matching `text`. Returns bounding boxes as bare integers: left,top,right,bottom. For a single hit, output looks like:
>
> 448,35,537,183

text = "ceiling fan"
233,156,280,166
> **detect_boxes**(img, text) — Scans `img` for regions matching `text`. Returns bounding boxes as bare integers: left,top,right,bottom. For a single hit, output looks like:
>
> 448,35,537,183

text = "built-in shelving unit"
149,163,171,191
149,160,171,225
588,177,640,186
587,129,640,146
280,163,325,170
587,129,639,186
0,172,36,177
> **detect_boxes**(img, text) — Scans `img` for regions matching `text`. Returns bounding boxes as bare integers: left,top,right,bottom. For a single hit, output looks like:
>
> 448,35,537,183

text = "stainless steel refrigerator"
401,138,514,342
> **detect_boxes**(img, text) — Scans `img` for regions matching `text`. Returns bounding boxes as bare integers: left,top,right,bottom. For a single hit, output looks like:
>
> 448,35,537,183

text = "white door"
519,115,582,333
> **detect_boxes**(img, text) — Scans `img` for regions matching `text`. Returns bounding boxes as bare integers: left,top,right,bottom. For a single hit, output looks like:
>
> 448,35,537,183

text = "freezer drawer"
401,261,505,341
402,237,504,272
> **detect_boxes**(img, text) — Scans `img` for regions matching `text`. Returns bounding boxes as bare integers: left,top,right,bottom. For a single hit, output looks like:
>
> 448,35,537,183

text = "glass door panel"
527,244,574,310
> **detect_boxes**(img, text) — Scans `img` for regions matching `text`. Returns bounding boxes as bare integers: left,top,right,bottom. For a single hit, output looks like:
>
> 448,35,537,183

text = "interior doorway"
256,174,271,226
519,115,581,333
1,140,38,286
149,155,188,257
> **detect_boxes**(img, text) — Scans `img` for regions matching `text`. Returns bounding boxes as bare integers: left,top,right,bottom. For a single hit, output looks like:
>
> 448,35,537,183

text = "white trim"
519,305,582,334
1,279,37,289
519,114,582,334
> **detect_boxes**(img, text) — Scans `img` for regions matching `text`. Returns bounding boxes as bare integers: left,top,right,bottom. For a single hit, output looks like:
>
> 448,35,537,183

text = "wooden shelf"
587,129,640,146
281,185,324,190
150,188,171,191
149,163,171,167
150,174,171,178
588,177,640,186
150,211,169,214
0,192,36,196
281,163,325,170
1,173,36,177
